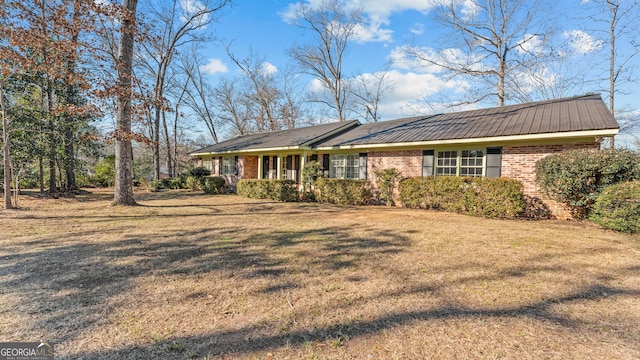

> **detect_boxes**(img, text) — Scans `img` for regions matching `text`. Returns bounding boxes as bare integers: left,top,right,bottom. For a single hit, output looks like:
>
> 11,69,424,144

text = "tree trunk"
609,2,617,149
112,0,138,206
153,106,160,180
1,83,13,209
162,110,172,177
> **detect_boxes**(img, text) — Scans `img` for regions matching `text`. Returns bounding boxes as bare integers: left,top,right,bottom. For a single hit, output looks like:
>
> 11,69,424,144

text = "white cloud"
200,58,228,75
564,30,603,54
260,61,278,75
410,22,424,35
180,0,210,26
352,22,393,43
389,45,485,74
517,34,545,55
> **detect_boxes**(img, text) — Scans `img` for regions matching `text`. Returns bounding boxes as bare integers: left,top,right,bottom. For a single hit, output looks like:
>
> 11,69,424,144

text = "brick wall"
242,156,258,179
502,142,600,219
367,150,422,202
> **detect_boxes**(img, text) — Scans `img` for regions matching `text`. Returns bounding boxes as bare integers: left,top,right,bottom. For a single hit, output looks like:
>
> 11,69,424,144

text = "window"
221,156,237,175
436,151,457,176
330,154,359,179
202,157,212,171
460,150,484,177
435,149,485,177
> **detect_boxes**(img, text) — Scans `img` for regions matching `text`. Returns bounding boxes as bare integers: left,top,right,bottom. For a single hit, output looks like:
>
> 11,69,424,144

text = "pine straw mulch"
1,188,639,359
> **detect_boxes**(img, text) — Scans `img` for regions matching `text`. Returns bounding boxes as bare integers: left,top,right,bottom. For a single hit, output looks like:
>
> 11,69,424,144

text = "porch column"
276,155,282,180
257,154,263,180
300,152,307,182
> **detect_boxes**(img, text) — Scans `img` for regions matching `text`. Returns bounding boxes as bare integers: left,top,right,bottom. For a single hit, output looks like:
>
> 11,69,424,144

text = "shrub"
535,149,640,218
374,168,403,206
201,176,226,195
399,176,525,219
237,179,299,201
93,155,116,187
590,181,640,233
147,180,164,192
189,166,211,178
185,176,199,191
314,178,371,205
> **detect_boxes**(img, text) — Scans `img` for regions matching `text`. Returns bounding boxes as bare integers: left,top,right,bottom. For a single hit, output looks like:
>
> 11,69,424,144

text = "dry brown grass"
1,188,639,359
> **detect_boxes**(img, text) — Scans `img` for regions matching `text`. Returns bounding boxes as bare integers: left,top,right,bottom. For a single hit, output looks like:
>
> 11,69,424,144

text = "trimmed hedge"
314,178,372,205
589,181,640,233
398,176,525,219
201,176,226,195
236,179,299,201
535,149,640,218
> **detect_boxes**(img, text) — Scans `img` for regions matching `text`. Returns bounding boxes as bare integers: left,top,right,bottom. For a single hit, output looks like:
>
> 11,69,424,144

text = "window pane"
460,150,483,177
436,151,457,176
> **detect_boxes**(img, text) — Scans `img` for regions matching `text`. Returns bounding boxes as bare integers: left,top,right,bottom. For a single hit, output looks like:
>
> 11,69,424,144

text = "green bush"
189,166,211,178
93,155,116,187
535,149,640,218
590,181,640,233
237,179,299,201
399,176,524,219
185,176,199,191
374,168,403,206
314,178,371,205
147,180,164,192
201,176,226,195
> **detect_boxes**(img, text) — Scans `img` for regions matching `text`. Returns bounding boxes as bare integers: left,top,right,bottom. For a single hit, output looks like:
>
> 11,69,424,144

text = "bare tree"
137,0,230,180
1,78,12,209
113,0,138,206
406,0,553,107
287,0,363,121
180,50,219,143
585,0,640,146
213,78,253,136
349,65,394,123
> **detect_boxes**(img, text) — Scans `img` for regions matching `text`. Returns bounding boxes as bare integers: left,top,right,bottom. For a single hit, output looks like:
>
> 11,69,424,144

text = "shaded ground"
1,188,639,359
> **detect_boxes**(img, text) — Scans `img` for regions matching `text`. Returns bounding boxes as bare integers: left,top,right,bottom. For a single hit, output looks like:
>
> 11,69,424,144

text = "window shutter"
322,154,330,177
234,156,239,176
311,154,318,162
422,150,434,177
486,147,502,178
358,153,368,180
263,156,269,179
218,156,222,175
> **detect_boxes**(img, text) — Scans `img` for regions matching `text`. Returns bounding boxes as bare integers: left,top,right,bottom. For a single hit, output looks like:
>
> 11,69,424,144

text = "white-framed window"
222,156,237,175
435,149,484,177
460,150,484,177
202,157,213,171
436,150,457,176
330,154,359,179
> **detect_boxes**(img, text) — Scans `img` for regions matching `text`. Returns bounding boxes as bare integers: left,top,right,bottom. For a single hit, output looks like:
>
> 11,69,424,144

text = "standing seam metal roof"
312,94,618,147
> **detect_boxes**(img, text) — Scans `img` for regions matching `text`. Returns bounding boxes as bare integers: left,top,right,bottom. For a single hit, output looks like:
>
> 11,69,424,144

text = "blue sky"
187,0,639,146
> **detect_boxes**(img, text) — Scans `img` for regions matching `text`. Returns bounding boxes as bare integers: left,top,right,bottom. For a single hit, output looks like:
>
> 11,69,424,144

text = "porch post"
257,154,263,180
276,155,282,180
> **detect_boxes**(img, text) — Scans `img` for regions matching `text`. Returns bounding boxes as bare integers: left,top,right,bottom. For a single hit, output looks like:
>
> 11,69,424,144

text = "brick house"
190,94,619,218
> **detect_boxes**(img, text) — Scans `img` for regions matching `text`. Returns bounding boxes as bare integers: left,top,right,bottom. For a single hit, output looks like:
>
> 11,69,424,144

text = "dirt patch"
1,188,639,359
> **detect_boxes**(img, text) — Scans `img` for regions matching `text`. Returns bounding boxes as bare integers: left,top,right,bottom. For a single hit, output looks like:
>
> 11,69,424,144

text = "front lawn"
1,189,639,359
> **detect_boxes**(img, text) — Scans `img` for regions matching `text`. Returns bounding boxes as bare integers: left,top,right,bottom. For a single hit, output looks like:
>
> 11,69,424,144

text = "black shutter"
422,150,434,177
294,155,301,183
322,154,330,178
311,154,318,162
358,153,367,180
234,156,239,176
218,156,223,175
486,147,502,178
262,156,269,179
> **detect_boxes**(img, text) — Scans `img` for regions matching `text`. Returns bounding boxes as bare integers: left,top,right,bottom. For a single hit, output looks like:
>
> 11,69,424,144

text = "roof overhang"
314,129,619,151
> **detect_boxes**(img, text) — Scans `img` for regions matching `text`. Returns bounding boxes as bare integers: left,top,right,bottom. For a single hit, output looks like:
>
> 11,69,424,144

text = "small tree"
374,168,403,206
302,160,322,194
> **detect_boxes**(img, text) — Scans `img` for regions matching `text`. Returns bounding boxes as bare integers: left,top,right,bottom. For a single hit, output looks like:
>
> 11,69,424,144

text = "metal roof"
190,120,359,154
313,94,618,147
191,94,618,155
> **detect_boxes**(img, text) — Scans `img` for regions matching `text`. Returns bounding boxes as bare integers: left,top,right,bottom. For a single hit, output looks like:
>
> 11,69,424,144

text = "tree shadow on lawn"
0,224,411,348
2,220,639,359
65,283,640,360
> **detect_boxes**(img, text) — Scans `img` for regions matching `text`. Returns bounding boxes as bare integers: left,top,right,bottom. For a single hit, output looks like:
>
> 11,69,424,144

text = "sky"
183,0,639,146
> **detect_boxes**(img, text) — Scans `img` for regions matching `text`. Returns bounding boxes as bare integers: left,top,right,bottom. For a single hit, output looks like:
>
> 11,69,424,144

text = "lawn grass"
1,188,639,359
